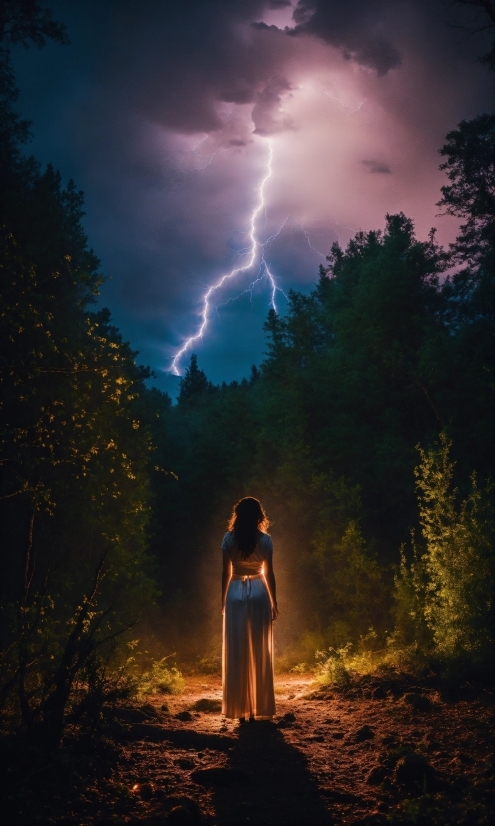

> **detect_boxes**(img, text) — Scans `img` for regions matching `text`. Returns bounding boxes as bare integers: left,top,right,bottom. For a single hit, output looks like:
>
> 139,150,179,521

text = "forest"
0,2,493,825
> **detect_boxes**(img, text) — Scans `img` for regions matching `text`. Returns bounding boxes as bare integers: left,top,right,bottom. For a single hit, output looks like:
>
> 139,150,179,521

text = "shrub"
394,433,494,662
137,658,185,696
314,644,352,688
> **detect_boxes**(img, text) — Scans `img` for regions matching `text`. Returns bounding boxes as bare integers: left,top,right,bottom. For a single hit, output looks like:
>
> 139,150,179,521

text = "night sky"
11,0,494,396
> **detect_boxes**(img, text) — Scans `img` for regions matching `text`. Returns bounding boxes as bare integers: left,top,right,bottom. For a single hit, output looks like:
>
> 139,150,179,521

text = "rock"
141,702,159,716
307,734,325,742
276,711,296,728
394,750,434,794
175,711,193,722
161,703,170,713
354,725,375,742
381,734,399,746
402,692,432,712
139,782,154,800
191,766,250,786
372,685,387,700
190,698,222,713
165,797,203,825
366,765,387,785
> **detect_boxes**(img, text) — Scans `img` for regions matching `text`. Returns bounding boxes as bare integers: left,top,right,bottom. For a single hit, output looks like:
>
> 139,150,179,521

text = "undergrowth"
135,657,185,696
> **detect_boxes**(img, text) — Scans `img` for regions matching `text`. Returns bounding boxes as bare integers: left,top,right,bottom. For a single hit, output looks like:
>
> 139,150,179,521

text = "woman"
221,496,278,721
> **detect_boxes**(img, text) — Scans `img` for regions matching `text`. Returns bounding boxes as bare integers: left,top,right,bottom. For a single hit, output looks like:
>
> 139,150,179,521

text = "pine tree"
177,354,211,404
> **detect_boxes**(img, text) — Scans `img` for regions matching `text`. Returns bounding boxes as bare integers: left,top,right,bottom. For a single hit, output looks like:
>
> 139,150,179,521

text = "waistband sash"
230,573,263,598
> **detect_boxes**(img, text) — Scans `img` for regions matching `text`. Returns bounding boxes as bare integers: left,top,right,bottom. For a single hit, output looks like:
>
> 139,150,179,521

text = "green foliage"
311,520,386,647
438,114,495,267
136,658,185,696
393,542,432,650
178,353,213,405
394,433,494,665
289,662,309,674
314,645,352,688
415,434,494,656
0,7,159,745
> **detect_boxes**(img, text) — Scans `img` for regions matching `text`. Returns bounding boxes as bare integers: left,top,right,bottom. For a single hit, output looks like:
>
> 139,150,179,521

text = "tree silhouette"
178,353,211,404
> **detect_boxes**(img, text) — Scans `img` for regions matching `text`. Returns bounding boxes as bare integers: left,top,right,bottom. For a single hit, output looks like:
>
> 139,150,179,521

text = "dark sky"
11,0,494,396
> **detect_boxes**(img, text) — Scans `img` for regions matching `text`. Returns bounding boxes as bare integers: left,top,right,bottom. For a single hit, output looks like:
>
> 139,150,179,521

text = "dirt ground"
2,671,494,825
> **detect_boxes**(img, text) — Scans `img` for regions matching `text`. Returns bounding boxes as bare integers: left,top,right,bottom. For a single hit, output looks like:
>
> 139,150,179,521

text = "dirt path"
105,673,493,826
3,672,493,825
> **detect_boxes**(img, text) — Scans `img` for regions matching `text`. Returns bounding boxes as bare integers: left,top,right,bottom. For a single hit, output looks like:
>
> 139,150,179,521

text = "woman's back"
222,530,272,577
222,497,277,720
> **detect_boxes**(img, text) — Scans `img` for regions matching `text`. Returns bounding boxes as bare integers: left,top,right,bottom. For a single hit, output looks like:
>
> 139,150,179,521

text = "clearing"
3,671,494,825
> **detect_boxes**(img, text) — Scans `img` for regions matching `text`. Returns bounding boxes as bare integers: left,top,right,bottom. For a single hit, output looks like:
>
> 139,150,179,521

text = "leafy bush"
394,433,494,662
136,658,185,696
314,645,352,688
289,662,310,674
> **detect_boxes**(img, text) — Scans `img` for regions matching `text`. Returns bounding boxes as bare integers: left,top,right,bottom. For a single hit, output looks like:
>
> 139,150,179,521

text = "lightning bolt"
324,92,367,113
299,222,326,257
171,139,287,376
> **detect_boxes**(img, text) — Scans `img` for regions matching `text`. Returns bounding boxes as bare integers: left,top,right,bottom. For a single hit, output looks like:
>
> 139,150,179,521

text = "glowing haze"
12,0,494,390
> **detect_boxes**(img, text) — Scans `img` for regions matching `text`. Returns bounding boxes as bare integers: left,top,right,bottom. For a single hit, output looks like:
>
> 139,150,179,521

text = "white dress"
222,531,276,719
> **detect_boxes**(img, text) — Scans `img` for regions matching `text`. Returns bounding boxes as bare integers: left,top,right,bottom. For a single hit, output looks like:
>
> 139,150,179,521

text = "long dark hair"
227,497,270,559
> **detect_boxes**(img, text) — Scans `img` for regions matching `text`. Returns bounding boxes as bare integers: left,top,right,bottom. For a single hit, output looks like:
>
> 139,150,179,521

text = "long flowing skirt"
222,576,275,719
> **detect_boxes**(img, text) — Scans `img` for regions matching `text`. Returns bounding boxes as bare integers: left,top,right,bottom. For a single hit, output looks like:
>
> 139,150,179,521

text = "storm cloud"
289,0,402,75
11,0,494,392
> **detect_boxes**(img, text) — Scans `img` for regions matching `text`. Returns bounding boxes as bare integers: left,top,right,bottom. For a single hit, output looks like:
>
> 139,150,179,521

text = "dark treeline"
0,1,494,748
0,3,156,747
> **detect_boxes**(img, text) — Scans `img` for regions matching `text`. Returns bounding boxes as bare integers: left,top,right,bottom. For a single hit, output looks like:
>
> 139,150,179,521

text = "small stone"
139,781,154,800
175,710,193,722
402,692,432,712
140,702,158,717
354,725,375,742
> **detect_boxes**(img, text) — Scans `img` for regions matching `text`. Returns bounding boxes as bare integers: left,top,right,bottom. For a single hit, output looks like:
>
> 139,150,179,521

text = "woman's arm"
221,548,232,615
264,549,279,621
